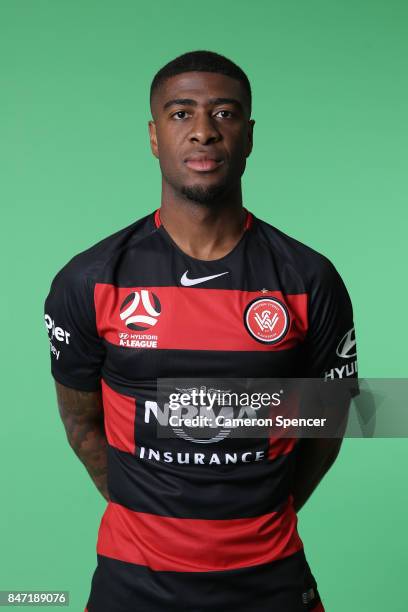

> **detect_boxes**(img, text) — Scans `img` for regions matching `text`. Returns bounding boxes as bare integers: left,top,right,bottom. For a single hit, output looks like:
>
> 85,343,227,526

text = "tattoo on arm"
55,382,109,501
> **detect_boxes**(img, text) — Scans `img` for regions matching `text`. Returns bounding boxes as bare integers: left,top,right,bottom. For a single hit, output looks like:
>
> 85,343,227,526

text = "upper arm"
305,257,358,385
44,260,105,392
55,381,103,423
303,258,359,442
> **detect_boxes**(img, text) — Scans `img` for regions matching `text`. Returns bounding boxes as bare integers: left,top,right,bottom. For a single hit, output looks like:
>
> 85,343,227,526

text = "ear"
246,119,255,158
148,120,159,159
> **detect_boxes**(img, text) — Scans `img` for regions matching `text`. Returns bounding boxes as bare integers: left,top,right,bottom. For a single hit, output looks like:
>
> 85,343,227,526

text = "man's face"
148,71,255,205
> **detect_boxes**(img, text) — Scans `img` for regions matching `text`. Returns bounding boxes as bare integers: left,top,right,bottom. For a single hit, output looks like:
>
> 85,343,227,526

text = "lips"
184,154,224,172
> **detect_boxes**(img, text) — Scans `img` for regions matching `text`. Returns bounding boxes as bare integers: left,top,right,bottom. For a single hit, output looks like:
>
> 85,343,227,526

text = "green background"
1,1,407,610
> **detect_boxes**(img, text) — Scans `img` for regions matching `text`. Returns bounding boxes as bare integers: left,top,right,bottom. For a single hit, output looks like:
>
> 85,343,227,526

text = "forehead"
151,71,249,114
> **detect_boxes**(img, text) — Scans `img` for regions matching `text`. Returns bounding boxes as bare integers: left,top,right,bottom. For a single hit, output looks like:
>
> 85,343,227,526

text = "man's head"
148,50,255,206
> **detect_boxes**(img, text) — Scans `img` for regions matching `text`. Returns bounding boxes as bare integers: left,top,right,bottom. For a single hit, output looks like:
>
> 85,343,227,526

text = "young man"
44,50,358,611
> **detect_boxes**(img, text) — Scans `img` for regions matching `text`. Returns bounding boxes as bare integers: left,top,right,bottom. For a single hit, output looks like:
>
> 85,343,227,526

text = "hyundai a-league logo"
119,290,161,331
244,297,289,344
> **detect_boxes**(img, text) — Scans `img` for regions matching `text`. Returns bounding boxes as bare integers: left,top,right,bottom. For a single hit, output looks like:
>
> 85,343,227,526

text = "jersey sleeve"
43,261,105,392
305,257,359,397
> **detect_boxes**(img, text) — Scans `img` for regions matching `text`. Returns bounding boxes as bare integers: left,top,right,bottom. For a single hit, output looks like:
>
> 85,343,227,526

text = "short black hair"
150,50,252,116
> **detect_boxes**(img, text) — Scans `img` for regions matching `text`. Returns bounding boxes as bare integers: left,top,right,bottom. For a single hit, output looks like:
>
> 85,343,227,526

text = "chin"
180,182,229,205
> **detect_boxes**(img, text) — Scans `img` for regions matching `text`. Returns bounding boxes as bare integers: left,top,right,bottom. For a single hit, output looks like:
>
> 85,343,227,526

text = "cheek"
157,122,183,146
229,136,249,167
157,131,183,163
227,129,249,158
157,138,186,180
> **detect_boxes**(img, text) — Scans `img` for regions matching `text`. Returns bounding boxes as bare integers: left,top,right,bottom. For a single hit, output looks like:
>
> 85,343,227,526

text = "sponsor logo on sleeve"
336,327,357,358
325,327,358,380
44,314,71,360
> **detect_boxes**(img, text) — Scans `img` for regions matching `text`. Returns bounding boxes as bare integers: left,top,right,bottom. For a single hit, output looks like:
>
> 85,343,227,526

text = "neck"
159,180,247,261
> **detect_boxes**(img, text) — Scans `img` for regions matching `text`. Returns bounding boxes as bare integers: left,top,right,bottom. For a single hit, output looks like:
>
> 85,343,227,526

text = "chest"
94,282,309,381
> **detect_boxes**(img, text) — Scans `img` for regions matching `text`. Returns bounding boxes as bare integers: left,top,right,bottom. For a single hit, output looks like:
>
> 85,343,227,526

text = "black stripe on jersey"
107,445,296,519
102,345,307,385
86,549,322,612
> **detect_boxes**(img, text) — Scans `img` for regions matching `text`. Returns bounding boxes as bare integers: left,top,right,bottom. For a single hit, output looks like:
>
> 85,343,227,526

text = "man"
44,50,358,611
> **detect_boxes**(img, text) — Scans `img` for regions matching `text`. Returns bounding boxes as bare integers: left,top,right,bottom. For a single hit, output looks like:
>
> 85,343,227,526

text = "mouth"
184,157,225,173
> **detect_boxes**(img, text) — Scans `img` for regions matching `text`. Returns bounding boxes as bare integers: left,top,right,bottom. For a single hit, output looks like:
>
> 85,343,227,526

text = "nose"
189,111,221,145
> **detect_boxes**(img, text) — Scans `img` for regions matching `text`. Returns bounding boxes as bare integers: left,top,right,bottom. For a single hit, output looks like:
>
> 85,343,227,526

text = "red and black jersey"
44,209,357,612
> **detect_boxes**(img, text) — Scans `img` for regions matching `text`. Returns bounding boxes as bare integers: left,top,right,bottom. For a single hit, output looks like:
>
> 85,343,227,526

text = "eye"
215,110,233,119
172,110,189,120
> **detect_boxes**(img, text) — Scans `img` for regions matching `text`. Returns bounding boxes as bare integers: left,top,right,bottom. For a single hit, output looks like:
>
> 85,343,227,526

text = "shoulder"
253,215,345,292
48,212,155,291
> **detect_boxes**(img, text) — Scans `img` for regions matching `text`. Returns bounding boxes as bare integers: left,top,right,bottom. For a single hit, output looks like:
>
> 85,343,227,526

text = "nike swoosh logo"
180,270,229,286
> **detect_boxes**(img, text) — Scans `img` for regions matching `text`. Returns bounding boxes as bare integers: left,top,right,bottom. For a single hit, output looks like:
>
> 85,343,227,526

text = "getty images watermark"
165,386,319,431
150,378,408,440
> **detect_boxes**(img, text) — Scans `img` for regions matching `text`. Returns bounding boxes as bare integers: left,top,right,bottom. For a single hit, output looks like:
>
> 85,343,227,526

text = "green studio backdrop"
1,1,407,610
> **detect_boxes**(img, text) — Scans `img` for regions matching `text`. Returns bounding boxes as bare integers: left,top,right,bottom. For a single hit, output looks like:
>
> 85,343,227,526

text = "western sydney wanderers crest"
244,297,289,344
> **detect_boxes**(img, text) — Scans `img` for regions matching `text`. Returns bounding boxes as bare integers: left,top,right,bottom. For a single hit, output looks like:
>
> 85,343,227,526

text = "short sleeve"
43,262,105,392
305,257,359,397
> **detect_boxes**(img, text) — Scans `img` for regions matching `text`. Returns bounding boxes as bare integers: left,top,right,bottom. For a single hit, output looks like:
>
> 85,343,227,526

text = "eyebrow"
163,97,243,111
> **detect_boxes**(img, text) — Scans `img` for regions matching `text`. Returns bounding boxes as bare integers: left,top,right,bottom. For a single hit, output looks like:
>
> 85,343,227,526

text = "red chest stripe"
94,285,308,352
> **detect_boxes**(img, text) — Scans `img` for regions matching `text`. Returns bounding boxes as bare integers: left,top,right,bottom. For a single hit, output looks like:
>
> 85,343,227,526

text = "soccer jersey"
44,209,358,612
